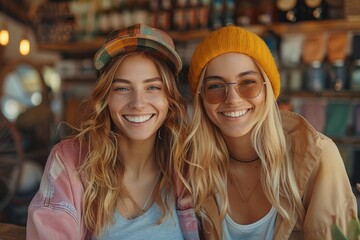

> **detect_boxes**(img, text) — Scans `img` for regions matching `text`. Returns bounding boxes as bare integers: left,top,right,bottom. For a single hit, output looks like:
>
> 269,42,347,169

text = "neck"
223,133,259,164
119,138,156,178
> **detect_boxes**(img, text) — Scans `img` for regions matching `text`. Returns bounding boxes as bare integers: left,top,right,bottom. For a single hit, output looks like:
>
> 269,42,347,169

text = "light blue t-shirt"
98,200,184,240
223,207,277,240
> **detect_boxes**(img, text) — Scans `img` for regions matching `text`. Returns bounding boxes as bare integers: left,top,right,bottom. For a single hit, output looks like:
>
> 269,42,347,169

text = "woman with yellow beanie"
185,25,357,239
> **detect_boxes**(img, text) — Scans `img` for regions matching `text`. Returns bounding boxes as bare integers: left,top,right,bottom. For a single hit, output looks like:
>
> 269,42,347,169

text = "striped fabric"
94,24,182,74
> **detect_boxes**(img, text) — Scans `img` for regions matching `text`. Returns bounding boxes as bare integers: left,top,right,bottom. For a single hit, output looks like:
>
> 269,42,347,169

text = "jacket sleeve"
175,180,201,240
302,139,358,239
26,141,89,240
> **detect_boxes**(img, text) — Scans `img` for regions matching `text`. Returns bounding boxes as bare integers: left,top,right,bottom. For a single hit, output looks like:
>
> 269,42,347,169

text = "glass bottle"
276,0,303,23
350,60,360,91
224,0,235,26
257,0,277,25
235,0,257,26
172,0,187,31
303,0,328,20
328,59,348,91
198,0,211,29
210,0,224,29
305,60,326,91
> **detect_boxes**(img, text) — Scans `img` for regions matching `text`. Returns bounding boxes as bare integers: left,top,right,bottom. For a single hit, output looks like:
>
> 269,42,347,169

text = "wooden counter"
0,223,26,240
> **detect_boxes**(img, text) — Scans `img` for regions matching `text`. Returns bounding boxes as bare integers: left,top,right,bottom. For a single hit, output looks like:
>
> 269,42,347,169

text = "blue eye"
239,79,256,85
113,86,131,95
205,80,225,90
210,84,224,89
148,85,161,91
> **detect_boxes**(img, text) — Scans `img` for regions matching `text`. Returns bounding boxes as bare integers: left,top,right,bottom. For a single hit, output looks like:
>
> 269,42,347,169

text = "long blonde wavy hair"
186,60,305,232
74,52,189,236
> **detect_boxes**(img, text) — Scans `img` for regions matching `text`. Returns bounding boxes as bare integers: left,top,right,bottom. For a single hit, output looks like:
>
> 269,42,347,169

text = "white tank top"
223,207,277,240
97,200,184,240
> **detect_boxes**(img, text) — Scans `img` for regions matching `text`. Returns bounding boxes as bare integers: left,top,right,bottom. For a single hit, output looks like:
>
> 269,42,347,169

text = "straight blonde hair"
186,60,305,235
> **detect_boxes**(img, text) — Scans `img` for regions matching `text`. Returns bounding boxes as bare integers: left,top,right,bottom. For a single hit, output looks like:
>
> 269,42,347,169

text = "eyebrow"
204,70,261,81
112,77,162,84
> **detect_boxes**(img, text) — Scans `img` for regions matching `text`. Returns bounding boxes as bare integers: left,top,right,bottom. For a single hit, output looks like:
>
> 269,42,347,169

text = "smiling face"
202,53,265,139
108,53,169,142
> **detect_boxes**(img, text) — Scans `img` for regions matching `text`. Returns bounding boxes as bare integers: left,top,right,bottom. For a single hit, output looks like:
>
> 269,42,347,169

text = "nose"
129,90,147,108
225,83,243,103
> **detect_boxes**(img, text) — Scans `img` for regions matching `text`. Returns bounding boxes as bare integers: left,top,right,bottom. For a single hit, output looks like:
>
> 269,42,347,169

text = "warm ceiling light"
19,33,30,55
0,27,9,46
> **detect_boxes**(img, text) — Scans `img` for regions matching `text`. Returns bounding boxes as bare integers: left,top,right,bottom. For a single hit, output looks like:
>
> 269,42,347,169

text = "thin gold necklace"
229,170,261,203
120,172,160,220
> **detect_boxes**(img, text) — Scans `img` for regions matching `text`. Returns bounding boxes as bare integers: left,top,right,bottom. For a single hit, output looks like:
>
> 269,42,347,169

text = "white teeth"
222,110,248,117
124,115,152,123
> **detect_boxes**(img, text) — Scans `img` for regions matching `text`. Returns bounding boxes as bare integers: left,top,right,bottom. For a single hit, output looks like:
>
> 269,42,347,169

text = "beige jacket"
200,110,357,240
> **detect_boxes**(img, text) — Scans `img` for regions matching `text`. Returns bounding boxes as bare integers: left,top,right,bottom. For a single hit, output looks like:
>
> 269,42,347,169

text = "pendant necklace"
120,171,160,220
229,170,261,203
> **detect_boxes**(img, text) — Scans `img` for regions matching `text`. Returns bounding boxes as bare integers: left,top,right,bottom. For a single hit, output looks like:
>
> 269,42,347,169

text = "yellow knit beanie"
188,26,280,99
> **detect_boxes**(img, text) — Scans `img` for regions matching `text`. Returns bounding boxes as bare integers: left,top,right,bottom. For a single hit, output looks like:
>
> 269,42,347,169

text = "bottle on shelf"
224,0,235,26
186,0,200,30
303,0,328,21
197,0,211,29
235,0,257,26
149,0,160,28
305,60,326,91
328,59,348,91
326,31,349,91
350,60,360,91
172,0,188,31
276,0,303,23
280,33,304,91
257,0,277,25
350,34,360,91
158,0,172,30
302,33,327,91
324,0,343,19
131,0,150,26
210,0,224,29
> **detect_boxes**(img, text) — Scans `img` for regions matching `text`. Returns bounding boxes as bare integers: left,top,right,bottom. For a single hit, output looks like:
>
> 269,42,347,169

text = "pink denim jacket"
26,138,199,240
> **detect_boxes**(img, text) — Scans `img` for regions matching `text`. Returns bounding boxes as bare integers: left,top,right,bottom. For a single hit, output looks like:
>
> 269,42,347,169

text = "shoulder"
51,138,81,157
280,110,337,161
38,138,85,195
30,137,86,208
280,110,332,153
27,138,89,239
280,110,344,188
49,138,84,168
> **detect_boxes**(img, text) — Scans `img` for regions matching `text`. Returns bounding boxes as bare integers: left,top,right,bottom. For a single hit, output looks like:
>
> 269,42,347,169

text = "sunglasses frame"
199,80,266,104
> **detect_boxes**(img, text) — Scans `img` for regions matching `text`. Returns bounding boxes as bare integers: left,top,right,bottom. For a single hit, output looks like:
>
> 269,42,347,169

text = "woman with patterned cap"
185,25,357,239
26,24,199,240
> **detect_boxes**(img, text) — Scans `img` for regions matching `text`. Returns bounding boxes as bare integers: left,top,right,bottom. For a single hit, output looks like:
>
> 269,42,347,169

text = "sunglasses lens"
201,80,226,104
201,79,264,104
237,80,263,99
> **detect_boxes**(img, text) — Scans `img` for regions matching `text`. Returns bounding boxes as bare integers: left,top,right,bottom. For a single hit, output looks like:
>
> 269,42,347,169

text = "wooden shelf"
37,37,105,55
37,29,211,54
37,19,360,55
280,90,360,99
249,19,360,35
169,29,210,42
332,137,360,146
